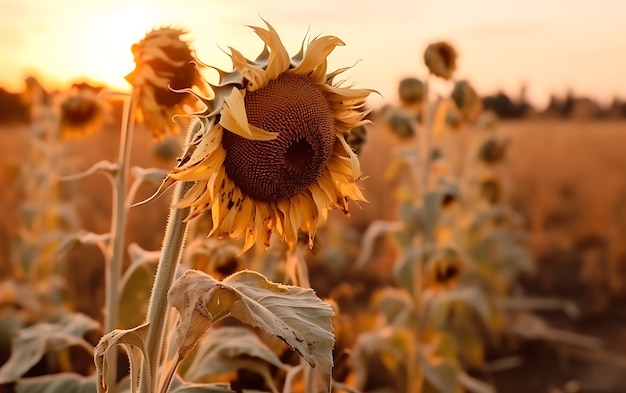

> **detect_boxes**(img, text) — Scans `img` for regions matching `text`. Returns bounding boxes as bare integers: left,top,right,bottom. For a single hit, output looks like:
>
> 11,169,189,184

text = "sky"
1,0,625,109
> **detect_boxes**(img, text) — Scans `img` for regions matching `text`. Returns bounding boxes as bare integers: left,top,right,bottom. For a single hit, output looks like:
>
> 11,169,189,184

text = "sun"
80,4,166,91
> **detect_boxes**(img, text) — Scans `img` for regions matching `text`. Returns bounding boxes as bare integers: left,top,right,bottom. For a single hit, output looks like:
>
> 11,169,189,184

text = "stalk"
103,88,138,379
408,72,433,393
140,123,197,393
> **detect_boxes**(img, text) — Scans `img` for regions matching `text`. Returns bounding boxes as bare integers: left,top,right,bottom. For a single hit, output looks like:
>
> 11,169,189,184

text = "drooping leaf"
370,287,414,327
94,323,149,393
355,220,403,270
16,373,97,393
169,382,235,393
351,326,413,393
168,269,335,392
130,166,169,185
118,243,160,328
59,159,119,182
182,326,288,383
458,371,496,393
0,313,100,384
420,347,462,393
393,247,421,293
423,286,491,330
55,230,110,258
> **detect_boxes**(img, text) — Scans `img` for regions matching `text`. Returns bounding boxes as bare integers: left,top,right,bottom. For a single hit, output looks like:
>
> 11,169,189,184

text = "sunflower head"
58,84,108,139
385,109,417,140
126,27,208,139
398,77,424,106
345,124,368,155
478,136,508,165
167,22,374,252
423,41,458,80
425,246,463,289
479,172,503,205
451,80,482,123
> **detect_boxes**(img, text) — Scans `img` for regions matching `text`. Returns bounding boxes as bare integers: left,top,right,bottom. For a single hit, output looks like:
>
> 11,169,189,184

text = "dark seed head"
222,73,335,202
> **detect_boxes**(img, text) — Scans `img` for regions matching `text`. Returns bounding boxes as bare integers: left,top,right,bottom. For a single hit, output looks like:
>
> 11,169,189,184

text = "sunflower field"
1,19,626,393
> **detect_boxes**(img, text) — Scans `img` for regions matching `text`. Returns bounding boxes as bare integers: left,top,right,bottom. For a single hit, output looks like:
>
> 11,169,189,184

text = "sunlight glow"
80,4,165,91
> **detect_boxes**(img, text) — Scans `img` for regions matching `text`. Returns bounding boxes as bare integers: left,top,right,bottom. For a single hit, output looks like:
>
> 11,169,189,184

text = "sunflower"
126,27,208,139
423,41,457,80
398,77,424,106
451,80,482,123
167,22,373,252
58,85,108,139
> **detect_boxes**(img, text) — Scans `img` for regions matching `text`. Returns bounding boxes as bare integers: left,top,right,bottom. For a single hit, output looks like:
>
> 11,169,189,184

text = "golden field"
1,116,626,392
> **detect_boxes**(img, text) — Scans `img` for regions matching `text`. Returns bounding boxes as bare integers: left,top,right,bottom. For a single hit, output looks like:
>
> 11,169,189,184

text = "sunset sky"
1,0,624,108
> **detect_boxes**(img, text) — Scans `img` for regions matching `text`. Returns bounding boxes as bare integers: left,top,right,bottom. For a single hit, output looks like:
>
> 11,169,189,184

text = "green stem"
140,123,197,393
103,88,138,380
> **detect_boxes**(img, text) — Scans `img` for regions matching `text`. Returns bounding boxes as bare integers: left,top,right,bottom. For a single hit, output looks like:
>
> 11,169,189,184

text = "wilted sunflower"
397,77,424,106
451,80,482,123
425,246,463,289
126,27,208,139
385,109,417,140
167,22,373,252
423,41,457,80
58,85,107,139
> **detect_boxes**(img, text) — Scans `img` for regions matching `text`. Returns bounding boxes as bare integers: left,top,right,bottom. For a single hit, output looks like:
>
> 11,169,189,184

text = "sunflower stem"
103,88,137,382
140,123,197,393
286,245,317,393
409,72,434,393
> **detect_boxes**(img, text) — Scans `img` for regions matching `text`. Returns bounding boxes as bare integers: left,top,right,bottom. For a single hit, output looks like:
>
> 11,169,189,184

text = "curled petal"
219,88,278,140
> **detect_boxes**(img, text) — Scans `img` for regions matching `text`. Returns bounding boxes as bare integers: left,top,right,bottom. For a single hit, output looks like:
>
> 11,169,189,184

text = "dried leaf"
130,166,169,185
182,326,288,382
168,269,335,392
16,373,97,393
0,313,100,384
419,350,462,393
55,230,110,257
170,383,235,393
355,220,403,269
59,159,119,181
94,323,149,393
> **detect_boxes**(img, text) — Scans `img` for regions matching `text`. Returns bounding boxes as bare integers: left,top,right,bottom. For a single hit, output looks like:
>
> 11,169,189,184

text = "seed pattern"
222,73,335,202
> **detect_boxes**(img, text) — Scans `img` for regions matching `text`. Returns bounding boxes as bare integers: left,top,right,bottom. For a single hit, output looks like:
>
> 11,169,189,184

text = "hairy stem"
140,122,198,393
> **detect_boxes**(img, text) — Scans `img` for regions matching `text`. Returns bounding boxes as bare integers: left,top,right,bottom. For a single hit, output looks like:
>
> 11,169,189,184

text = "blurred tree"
482,91,530,118
0,87,29,124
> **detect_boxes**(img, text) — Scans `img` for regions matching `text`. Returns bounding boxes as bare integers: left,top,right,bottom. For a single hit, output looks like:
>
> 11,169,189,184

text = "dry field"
356,117,626,309
1,116,626,391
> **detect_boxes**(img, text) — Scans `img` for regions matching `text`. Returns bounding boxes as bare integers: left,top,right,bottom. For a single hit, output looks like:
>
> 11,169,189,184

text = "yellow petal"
336,134,361,180
219,88,278,141
278,199,299,249
249,22,290,81
229,47,267,91
291,36,344,79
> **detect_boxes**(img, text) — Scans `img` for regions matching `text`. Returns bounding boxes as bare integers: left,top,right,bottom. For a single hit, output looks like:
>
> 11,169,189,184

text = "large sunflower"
166,22,373,252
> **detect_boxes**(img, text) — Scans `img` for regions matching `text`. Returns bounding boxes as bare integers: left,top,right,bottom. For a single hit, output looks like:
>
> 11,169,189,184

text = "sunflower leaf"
168,269,335,392
169,383,235,393
181,326,288,385
16,373,98,393
94,323,150,393
0,313,100,384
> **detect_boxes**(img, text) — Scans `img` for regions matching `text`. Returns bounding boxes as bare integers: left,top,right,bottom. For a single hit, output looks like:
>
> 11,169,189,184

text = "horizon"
2,0,625,108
